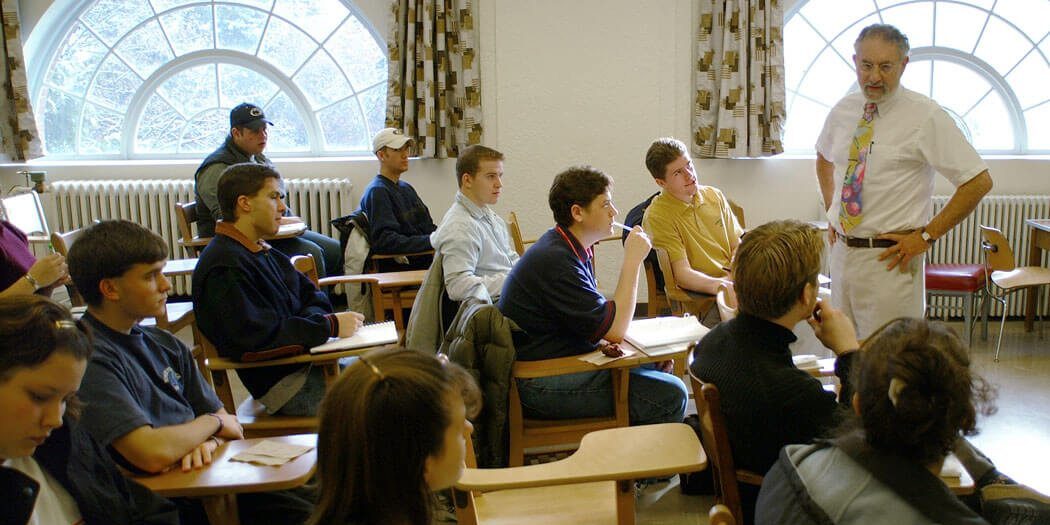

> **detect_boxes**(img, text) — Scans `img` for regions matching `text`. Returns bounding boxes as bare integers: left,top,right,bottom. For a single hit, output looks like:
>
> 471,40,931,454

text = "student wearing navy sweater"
359,128,437,272
193,163,364,417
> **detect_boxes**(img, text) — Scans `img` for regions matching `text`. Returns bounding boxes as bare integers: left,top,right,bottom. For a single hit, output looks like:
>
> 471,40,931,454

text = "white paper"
624,315,707,349
310,321,398,354
578,346,638,366
231,440,314,466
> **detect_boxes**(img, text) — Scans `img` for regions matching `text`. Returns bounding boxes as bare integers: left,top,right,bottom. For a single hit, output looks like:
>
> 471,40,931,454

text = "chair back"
174,202,211,255
507,211,530,256
727,198,745,229
980,225,1016,272
50,229,86,306
654,246,715,318
642,258,669,317
709,504,737,525
688,369,762,522
716,286,737,322
1,191,49,239
291,254,320,286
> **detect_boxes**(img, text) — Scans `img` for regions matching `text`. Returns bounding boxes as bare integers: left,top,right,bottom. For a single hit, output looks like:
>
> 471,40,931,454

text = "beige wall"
5,0,1049,294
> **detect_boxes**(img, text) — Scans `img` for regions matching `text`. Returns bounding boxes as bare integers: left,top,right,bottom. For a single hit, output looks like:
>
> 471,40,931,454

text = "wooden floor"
177,318,1049,524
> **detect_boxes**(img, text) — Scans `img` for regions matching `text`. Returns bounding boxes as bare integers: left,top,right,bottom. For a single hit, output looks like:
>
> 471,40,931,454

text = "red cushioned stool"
925,263,989,346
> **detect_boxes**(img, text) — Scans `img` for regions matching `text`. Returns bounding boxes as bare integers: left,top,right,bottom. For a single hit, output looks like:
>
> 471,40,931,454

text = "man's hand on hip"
877,230,929,272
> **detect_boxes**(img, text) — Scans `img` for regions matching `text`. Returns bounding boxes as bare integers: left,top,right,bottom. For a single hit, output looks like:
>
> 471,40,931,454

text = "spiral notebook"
310,321,398,354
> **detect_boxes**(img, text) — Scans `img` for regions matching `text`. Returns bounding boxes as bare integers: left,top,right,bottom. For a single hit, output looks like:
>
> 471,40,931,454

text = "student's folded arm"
110,416,223,474
670,258,728,295
364,187,432,254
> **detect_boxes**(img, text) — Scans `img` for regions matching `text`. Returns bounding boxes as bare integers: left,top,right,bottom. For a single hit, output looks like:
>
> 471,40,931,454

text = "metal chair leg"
963,292,974,348
993,294,1008,362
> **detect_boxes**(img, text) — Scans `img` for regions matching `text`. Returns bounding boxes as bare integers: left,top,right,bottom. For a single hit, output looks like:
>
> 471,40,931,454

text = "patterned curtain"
0,0,42,161
386,0,482,159
694,0,785,158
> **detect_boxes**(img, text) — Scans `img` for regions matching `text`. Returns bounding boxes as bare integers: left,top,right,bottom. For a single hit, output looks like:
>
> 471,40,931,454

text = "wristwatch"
920,228,935,244
23,273,41,291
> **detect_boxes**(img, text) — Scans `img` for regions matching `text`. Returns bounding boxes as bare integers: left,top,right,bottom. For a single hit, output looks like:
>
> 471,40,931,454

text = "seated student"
691,220,860,524
642,137,742,296
499,166,687,425
431,144,519,302
69,220,315,525
0,219,68,298
0,295,179,525
194,103,342,276
309,348,479,525
757,318,1014,524
193,163,364,417
360,128,437,271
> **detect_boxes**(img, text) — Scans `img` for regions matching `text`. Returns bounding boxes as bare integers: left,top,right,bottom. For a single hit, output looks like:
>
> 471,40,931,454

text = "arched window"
29,0,387,159
784,0,1048,154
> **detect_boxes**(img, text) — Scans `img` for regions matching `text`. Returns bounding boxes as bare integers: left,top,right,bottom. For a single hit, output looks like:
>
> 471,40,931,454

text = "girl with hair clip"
308,348,480,525
0,295,179,525
756,317,1007,525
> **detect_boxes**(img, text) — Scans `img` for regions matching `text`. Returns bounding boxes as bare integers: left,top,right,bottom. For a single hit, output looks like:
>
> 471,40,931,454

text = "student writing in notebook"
193,163,364,418
498,166,687,426
69,220,314,525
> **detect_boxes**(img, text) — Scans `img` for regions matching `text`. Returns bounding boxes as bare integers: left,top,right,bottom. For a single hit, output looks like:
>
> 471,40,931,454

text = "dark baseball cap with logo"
230,103,273,130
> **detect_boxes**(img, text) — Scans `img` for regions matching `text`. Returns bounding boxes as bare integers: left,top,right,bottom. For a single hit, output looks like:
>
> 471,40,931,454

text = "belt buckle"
866,238,875,248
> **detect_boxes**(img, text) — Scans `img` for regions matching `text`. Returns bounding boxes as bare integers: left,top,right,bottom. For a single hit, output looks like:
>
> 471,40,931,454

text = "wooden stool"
925,263,988,346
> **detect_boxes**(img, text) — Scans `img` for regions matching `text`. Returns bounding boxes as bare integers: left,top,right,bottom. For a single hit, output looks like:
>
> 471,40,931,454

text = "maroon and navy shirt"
498,226,615,361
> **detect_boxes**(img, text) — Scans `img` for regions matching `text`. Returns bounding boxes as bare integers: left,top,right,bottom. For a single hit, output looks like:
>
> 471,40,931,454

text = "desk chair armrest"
371,250,435,260
511,355,606,379
456,423,705,491
207,347,378,370
316,275,381,288
737,470,764,485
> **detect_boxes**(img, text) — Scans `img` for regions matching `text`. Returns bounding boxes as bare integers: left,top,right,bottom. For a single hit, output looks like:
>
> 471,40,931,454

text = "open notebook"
310,321,398,354
624,315,707,356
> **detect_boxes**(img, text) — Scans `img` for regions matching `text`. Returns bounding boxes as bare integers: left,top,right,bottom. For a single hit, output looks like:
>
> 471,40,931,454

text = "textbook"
624,315,707,355
310,321,398,354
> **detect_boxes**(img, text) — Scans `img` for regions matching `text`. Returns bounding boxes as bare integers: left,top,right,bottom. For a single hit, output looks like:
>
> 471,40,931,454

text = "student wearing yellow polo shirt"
641,137,743,298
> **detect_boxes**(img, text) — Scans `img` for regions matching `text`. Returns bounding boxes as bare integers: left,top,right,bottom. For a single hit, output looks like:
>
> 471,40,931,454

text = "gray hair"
855,24,910,58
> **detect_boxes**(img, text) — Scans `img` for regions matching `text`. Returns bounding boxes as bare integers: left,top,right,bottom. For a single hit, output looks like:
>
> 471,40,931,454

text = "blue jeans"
517,364,687,425
271,230,342,278
274,356,357,417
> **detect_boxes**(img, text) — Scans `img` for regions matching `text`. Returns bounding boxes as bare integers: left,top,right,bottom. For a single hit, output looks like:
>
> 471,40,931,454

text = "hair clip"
888,377,907,408
55,320,77,330
359,356,385,380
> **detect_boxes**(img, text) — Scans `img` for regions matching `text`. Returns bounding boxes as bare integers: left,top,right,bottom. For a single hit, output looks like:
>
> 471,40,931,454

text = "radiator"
48,178,355,295
930,194,1050,317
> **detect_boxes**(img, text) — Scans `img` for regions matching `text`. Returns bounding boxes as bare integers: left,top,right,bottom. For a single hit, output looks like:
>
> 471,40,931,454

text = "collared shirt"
817,87,988,237
499,226,614,361
643,185,741,278
431,191,520,301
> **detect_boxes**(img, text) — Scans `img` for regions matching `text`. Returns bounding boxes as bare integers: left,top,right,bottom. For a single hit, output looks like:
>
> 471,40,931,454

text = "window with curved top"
30,0,387,159
784,0,1049,155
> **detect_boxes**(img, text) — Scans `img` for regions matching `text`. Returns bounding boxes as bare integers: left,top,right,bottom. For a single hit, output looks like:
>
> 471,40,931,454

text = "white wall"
5,0,1050,294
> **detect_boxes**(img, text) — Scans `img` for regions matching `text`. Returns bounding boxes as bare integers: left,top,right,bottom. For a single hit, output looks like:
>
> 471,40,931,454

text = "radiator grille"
930,194,1050,317
49,178,354,295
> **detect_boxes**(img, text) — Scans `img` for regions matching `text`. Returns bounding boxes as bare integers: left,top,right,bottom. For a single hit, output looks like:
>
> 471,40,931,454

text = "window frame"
783,0,1048,156
25,0,388,160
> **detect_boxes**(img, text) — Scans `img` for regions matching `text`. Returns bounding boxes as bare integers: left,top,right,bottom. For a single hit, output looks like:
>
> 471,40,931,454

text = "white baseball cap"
372,128,414,153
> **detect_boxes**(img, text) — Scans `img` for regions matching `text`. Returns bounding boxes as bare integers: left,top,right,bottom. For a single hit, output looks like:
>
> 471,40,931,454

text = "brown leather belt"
837,231,896,248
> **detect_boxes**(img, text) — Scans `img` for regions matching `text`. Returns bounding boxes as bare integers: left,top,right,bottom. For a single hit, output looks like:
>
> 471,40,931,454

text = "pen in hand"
612,221,635,233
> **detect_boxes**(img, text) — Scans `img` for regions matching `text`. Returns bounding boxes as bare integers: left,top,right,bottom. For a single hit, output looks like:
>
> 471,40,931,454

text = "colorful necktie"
839,102,877,233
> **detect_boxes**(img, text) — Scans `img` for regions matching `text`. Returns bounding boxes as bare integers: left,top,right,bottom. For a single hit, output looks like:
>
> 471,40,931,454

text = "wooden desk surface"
1026,218,1050,233
511,340,695,379
133,434,317,498
163,258,198,276
370,269,426,288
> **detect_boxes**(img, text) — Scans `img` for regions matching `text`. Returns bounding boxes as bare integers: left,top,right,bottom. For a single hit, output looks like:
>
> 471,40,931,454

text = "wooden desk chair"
1,190,50,245
653,247,716,319
980,225,1050,361
687,370,763,523
709,504,736,525
642,258,670,317
507,211,536,257
50,228,194,332
174,202,212,256
454,423,707,525
507,356,630,466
